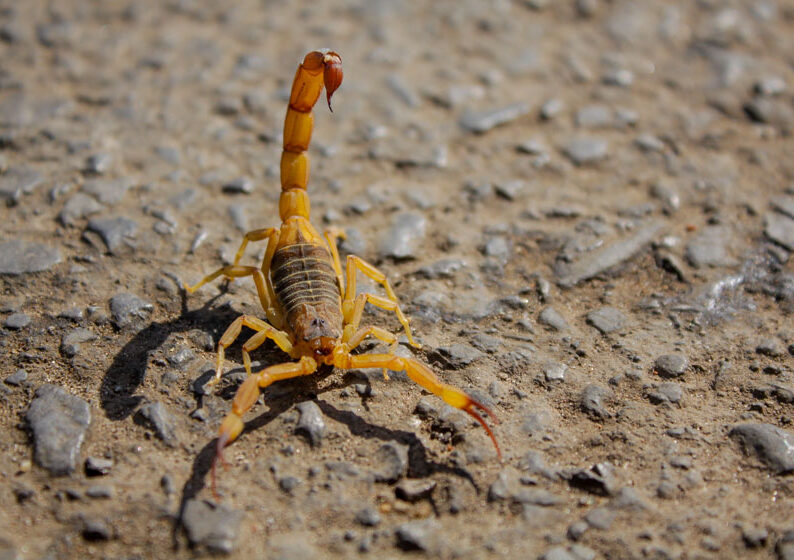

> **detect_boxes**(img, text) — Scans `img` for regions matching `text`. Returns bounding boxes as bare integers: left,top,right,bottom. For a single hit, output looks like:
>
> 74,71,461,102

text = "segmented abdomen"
271,242,342,326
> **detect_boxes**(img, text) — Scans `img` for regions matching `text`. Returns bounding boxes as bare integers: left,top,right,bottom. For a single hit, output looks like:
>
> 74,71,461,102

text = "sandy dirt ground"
2,1,794,558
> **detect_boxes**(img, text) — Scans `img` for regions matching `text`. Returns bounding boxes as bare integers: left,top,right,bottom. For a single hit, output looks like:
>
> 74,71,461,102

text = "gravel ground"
2,1,794,558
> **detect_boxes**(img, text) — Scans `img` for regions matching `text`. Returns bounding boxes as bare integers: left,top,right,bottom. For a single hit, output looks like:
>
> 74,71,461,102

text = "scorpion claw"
463,399,502,461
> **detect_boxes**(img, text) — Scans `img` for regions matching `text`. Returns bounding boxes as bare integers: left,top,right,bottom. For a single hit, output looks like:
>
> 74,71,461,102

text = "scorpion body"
184,50,500,494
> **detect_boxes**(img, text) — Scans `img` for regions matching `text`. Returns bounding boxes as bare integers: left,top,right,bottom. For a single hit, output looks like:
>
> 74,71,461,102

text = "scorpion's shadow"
100,285,480,545
99,288,236,421
176,385,478,524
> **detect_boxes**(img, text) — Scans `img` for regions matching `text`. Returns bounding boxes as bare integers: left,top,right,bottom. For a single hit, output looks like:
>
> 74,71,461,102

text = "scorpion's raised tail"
279,50,343,222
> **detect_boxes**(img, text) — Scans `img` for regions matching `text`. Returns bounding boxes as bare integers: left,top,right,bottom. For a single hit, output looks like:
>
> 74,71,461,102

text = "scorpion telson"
184,49,501,497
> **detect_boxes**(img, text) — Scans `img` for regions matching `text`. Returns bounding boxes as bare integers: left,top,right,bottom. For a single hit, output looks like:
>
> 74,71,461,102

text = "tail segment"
279,50,343,221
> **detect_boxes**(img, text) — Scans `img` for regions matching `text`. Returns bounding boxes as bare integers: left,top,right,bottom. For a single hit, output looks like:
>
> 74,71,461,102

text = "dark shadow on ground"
100,287,238,420
316,399,477,487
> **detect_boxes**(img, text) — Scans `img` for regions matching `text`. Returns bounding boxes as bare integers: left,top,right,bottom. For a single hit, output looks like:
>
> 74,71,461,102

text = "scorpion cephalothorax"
184,49,500,495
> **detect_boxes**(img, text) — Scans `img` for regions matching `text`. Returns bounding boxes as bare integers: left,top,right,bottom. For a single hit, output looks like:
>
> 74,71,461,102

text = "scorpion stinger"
183,50,501,498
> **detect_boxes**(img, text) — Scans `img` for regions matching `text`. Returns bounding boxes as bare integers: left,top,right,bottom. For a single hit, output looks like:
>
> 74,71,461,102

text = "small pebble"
586,307,626,334
654,354,688,378
296,401,326,447
538,307,569,331
5,369,27,386
372,442,409,483
355,506,381,527
85,456,113,476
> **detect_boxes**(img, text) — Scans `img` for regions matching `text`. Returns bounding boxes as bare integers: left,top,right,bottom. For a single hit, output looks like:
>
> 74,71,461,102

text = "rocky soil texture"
1,1,794,559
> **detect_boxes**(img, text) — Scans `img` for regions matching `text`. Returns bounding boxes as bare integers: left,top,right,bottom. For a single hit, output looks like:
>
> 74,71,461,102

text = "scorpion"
184,50,500,493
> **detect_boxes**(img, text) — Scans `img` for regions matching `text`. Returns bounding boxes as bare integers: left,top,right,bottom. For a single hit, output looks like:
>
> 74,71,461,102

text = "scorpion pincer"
184,49,500,495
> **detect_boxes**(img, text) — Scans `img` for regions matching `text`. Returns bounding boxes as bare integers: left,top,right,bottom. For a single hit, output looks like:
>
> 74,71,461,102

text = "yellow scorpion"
184,50,500,493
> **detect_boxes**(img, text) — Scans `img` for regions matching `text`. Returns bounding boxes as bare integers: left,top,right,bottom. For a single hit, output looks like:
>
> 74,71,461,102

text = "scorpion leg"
230,227,278,269
337,352,501,459
213,356,318,497
324,228,346,298
211,314,293,387
184,264,279,321
343,255,419,348
344,324,399,380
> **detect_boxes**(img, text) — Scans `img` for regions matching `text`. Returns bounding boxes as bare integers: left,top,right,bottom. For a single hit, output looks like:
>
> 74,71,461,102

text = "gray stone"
608,486,648,511
488,469,518,502
82,518,112,541
167,347,195,368
654,354,688,378
278,475,301,493
25,384,90,475
470,333,501,354
556,222,665,287
85,484,114,499
575,105,612,128
772,195,794,220
540,545,597,560
109,293,153,329
562,137,608,165
4,369,27,386
543,362,567,383
224,204,246,233
649,181,680,213
373,442,409,482
744,97,793,128
296,401,326,446
581,384,612,419
138,401,178,447
4,312,30,329
59,193,104,226
378,212,426,260
634,134,665,153
87,217,138,255
355,506,381,526
756,338,784,357
396,479,436,502
434,344,483,368
60,328,97,357
540,98,565,120
685,226,737,268
779,531,794,560
586,307,626,334
495,180,525,200
395,519,441,552
568,520,589,541
519,450,558,480
565,462,619,496
755,76,786,96
0,240,62,275
416,258,465,279
82,178,131,205
85,456,113,476
182,499,243,554
483,236,510,259
222,177,253,194
538,307,569,331
460,102,531,133
765,212,794,251
585,506,615,530
741,526,768,548
730,423,794,473
647,382,684,405
85,153,113,174
0,166,43,204
603,68,633,87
